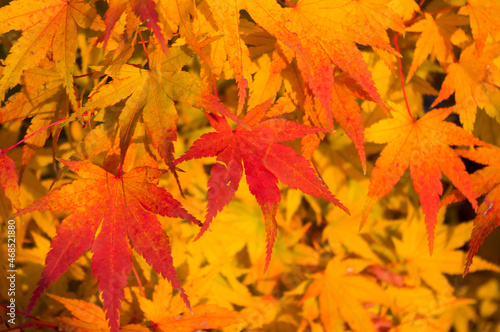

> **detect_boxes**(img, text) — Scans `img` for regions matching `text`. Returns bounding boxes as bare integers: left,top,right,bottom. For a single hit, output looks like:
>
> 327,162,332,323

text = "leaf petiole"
139,31,150,64
393,34,414,120
2,111,93,154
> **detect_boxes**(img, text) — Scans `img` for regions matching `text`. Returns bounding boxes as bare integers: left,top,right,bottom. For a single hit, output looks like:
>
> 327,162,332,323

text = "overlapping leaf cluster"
1,0,500,331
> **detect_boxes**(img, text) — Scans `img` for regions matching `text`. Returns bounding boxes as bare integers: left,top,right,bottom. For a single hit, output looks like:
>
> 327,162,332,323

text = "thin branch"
407,6,461,26
2,111,93,154
394,34,414,121
3,118,66,153
73,72,94,79
131,265,156,332
139,31,150,64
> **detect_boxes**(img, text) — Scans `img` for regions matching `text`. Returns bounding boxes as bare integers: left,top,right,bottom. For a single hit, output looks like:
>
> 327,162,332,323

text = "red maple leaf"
102,0,168,53
176,100,349,270
441,146,500,276
14,160,200,332
0,151,21,210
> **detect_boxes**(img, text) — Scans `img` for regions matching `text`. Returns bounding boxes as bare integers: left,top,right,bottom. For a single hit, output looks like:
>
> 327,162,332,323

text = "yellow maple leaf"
137,268,242,332
393,212,500,292
303,257,389,332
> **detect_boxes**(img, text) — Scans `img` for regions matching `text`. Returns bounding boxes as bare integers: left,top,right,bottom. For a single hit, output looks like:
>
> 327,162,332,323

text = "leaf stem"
2,112,93,154
419,0,426,7
406,6,461,26
117,163,123,178
132,265,146,298
0,304,58,331
73,72,94,79
283,0,296,8
393,34,413,120
0,304,39,322
2,118,66,154
131,265,157,331
139,31,150,64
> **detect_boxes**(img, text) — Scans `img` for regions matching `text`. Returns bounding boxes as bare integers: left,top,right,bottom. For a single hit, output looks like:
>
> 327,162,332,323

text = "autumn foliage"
1,0,500,331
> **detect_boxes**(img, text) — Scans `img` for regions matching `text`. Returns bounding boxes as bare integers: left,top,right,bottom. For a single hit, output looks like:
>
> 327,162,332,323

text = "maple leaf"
14,159,200,332
136,265,242,331
155,0,219,74
16,232,86,309
281,64,372,169
329,73,372,171
459,0,500,55
103,0,168,54
0,151,21,210
246,53,283,112
0,58,69,170
204,0,252,113
3,0,500,327
441,146,500,276
406,12,469,82
80,44,201,173
388,0,420,21
210,189,321,292
244,0,400,129
153,305,241,332
186,199,262,272
302,257,389,332
176,100,348,270
431,43,500,132
140,293,240,332
386,285,475,331
0,0,104,106
363,102,483,252
47,294,150,332
394,213,500,292
323,180,380,262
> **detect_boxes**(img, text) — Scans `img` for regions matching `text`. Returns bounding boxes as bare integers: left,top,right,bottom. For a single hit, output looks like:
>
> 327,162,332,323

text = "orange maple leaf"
137,268,241,331
330,73,372,172
441,146,500,276
0,59,69,170
176,100,348,270
205,0,252,113
0,0,104,106
47,294,117,331
80,44,201,175
244,0,401,128
406,11,468,82
154,304,241,331
14,160,200,332
279,64,372,169
459,0,500,55
431,43,500,132
363,102,483,252
46,294,150,332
